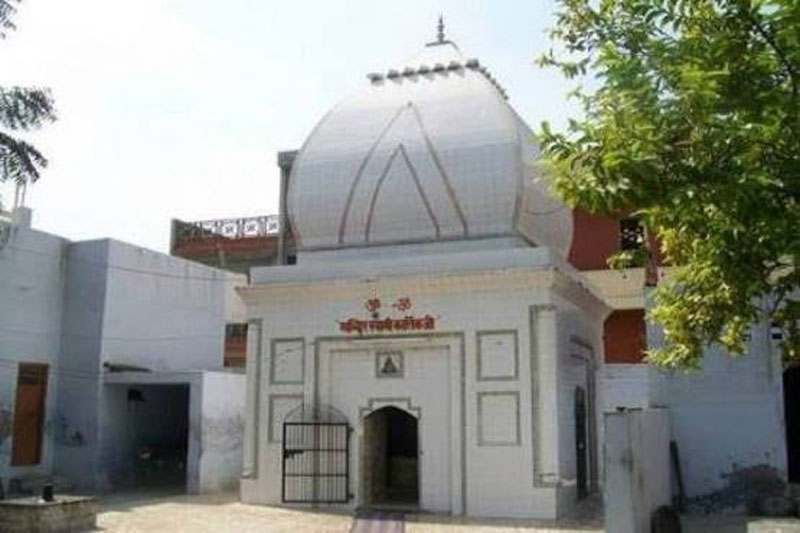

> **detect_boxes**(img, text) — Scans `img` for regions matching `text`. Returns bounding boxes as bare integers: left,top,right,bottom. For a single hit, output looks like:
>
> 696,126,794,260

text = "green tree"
0,0,55,205
539,0,799,368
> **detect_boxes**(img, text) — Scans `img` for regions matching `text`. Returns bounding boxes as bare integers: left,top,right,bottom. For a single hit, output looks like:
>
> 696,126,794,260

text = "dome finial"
437,15,445,43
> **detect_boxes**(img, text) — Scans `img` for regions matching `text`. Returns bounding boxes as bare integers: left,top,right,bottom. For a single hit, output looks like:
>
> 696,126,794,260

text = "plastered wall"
198,371,246,493
600,317,787,510
0,216,67,490
241,259,607,519
604,408,671,533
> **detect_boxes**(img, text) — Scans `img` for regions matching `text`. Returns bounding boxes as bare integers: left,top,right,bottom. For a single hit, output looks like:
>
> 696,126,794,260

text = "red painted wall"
568,208,666,272
568,208,620,270
604,309,647,364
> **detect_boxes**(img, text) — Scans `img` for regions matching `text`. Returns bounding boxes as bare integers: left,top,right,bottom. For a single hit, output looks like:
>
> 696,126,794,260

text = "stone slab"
0,495,97,532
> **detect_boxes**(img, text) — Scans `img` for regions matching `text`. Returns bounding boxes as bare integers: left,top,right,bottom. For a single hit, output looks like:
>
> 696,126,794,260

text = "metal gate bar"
282,421,350,503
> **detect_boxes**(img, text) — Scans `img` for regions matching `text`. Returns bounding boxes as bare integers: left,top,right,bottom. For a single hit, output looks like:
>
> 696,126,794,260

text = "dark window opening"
224,323,248,368
772,321,784,341
127,388,145,403
619,218,645,252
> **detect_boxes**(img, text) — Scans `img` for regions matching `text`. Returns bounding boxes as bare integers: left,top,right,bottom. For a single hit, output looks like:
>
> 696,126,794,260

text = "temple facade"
238,28,787,519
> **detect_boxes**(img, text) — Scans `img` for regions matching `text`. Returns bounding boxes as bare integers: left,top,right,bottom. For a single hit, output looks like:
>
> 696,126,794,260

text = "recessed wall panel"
477,330,518,381
270,338,305,384
477,391,520,446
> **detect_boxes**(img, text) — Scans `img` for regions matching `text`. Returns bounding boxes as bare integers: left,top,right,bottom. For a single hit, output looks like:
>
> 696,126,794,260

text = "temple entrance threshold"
362,406,419,509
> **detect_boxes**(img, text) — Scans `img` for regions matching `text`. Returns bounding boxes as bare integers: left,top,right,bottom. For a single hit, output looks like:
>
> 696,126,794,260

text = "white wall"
651,321,786,511
600,316,787,512
54,239,110,488
240,255,608,519
604,408,671,533
100,239,237,372
198,371,246,493
0,210,67,489
599,364,654,412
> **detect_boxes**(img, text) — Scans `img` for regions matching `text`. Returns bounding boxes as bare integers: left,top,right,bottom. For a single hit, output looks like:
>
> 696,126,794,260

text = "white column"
532,304,560,486
242,319,263,478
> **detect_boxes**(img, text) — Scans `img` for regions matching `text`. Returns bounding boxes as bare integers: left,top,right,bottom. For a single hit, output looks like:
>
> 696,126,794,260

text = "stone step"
748,518,800,533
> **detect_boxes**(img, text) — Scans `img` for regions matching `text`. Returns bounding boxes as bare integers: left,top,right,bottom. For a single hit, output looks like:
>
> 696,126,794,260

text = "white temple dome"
286,36,573,257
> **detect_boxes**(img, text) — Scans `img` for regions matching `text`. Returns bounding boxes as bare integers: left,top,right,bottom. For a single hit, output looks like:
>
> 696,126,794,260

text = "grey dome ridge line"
363,143,442,242
287,20,573,256
337,101,469,244
336,104,409,244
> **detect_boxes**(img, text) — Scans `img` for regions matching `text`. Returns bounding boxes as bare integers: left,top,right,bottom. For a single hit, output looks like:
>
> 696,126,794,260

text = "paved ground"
98,492,352,533
95,492,769,532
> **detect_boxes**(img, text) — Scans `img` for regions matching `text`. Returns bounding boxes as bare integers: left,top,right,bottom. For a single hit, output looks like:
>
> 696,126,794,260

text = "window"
11,363,49,466
224,323,248,368
619,218,645,252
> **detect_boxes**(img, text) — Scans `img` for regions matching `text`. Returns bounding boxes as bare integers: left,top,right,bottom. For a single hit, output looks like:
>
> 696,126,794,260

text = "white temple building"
238,25,788,519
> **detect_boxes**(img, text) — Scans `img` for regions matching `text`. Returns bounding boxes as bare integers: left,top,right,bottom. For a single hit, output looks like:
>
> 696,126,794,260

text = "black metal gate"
281,405,351,503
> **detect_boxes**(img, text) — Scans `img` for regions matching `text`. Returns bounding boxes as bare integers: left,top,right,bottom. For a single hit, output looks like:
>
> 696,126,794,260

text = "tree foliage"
539,0,800,367
0,0,55,193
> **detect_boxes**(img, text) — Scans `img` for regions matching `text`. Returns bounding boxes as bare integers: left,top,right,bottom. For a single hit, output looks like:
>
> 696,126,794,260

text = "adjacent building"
0,207,246,496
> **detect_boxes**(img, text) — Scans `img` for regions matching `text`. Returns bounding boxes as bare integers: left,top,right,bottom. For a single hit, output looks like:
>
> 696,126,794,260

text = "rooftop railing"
175,215,280,241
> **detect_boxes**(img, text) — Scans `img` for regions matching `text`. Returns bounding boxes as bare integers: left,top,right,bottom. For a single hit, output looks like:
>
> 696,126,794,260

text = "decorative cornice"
238,265,608,317
365,57,508,100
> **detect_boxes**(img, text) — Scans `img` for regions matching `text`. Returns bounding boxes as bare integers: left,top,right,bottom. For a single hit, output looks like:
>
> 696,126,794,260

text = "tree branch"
747,12,799,99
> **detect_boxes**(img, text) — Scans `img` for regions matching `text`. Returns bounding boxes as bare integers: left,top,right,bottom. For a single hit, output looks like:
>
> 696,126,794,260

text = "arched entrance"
784,366,800,482
361,406,419,508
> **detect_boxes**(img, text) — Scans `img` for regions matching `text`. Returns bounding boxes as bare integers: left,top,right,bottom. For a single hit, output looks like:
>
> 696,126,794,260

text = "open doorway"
105,384,190,492
362,406,419,508
784,366,800,482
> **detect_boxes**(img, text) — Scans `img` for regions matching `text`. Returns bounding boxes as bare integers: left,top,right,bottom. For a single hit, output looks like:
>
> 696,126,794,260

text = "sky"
0,0,579,252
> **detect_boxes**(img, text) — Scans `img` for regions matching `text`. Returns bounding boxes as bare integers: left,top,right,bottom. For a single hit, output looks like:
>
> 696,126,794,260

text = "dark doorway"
362,406,419,507
575,386,588,500
785,366,800,482
11,363,49,466
107,384,190,491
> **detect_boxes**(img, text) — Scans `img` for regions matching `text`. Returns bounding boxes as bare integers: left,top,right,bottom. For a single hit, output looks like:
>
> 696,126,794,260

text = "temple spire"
425,14,455,48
